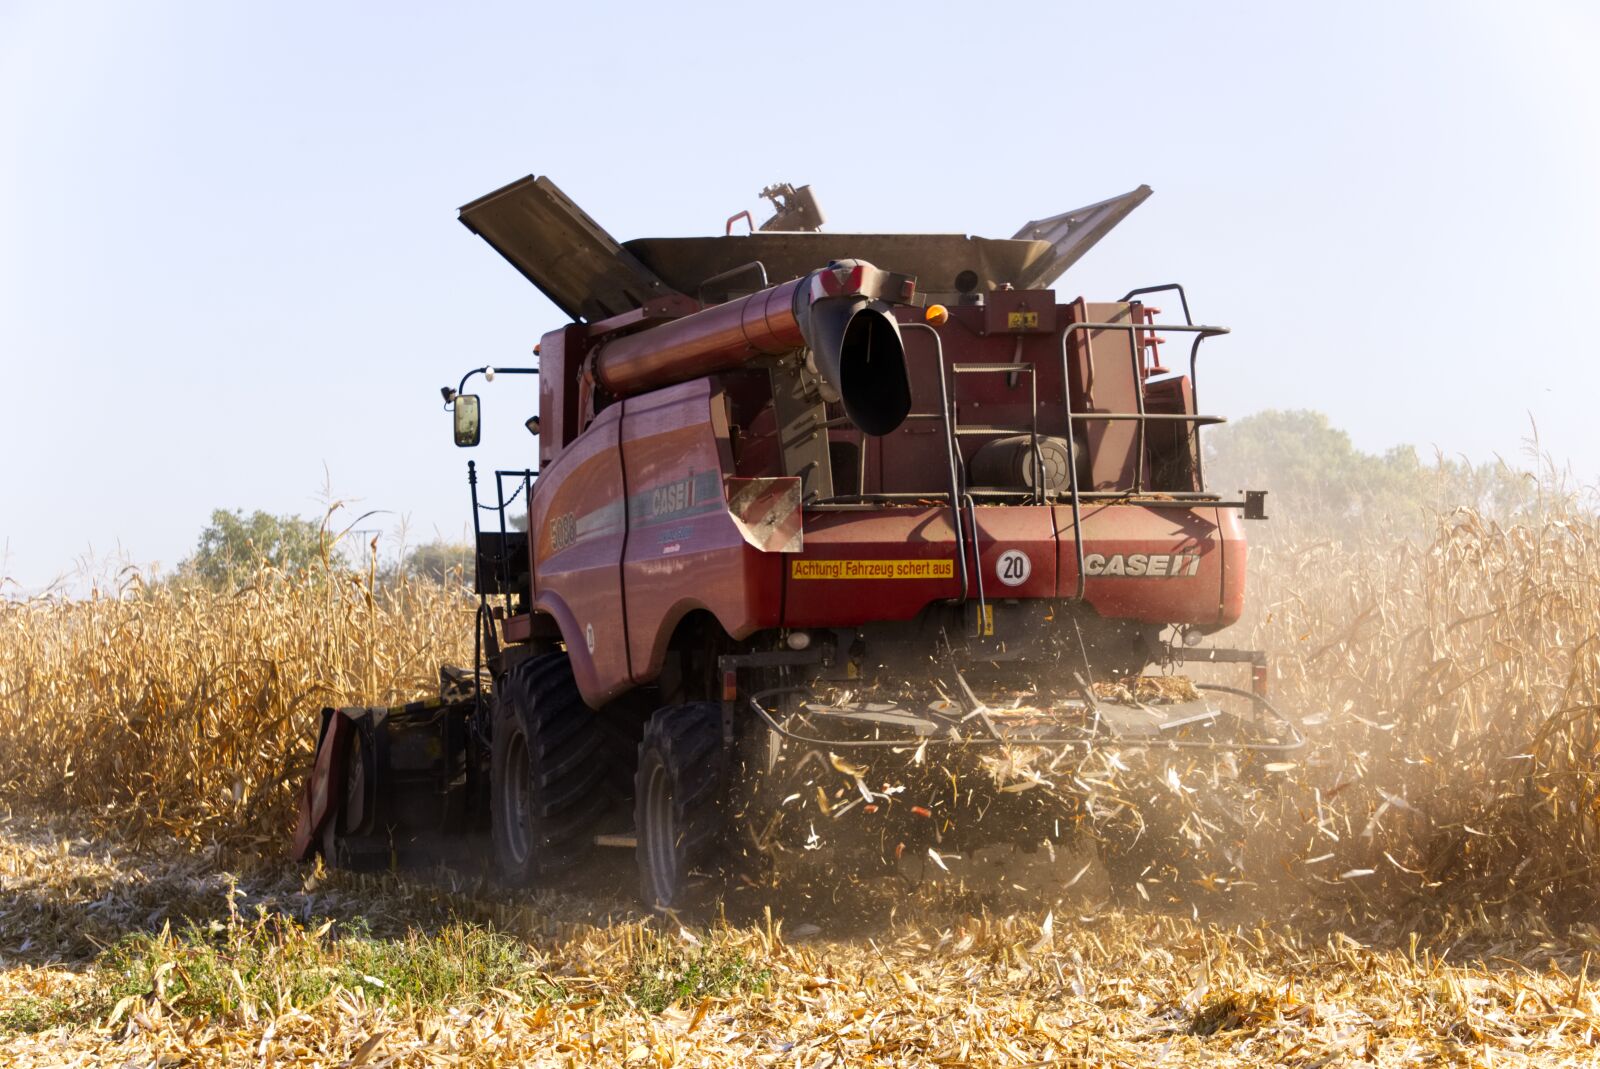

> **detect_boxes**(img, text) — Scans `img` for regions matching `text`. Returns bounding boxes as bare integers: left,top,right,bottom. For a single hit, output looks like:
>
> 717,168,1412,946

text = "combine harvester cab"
295,176,1303,906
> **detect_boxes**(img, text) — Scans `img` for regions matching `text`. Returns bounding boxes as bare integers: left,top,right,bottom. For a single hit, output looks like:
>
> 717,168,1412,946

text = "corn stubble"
4,479,1600,1064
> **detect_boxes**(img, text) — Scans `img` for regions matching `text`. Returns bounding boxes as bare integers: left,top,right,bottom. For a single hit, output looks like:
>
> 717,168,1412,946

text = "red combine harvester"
294,177,1301,907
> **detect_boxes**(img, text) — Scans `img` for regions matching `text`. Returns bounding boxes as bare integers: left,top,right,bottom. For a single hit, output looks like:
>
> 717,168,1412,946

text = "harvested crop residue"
4,808,1597,1067
1093,675,1202,705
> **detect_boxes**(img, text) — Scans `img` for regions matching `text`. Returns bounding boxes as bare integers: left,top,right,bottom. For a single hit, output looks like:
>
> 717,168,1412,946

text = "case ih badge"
1084,552,1204,577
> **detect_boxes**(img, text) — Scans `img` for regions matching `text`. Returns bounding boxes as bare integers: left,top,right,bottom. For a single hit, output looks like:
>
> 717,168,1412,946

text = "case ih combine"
293,177,1302,907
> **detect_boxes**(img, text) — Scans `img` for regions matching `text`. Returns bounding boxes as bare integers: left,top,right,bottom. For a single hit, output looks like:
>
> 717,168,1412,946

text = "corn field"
5,483,1600,1064
1249,485,1600,920
0,567,476,853
3,479,1600,917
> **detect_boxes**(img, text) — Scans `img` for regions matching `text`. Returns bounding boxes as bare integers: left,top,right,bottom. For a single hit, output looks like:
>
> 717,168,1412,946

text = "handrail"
1119,283,1193,326
1063,319,1228,487
827,317,1229,603
1057,321,1225,599
962,492,987,628
1056,329,1088,600
949,359,1046,505
903,322,969,604
491,468,538,620
1066,321,1227,338
1068,412,1227,423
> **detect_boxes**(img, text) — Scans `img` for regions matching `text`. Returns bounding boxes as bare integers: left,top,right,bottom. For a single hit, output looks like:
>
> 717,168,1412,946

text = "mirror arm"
456,365,540,400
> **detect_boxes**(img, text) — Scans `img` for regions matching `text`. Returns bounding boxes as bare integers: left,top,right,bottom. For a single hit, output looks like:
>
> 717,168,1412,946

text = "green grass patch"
0,993,83,1034
3,907,772,1031
89,909,563,1022
625,941,770,1014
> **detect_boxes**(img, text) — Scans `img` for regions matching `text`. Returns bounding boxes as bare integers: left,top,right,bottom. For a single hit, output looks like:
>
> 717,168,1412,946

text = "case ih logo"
1084,552,1202,578
628,471,724,528
650,477,693,517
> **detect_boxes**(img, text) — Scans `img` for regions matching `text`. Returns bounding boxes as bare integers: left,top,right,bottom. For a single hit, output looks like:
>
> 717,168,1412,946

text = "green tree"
1203,410,1534,542
401,540,474,584
181,509,326,587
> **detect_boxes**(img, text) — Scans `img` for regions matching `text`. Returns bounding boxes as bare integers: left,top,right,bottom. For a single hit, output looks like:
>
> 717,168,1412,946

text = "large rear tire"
635,703,727,910
490,653,607,886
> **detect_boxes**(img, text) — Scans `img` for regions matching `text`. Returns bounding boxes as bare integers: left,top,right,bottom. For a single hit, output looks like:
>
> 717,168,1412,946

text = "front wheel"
490,653,607,885
635,703,727,910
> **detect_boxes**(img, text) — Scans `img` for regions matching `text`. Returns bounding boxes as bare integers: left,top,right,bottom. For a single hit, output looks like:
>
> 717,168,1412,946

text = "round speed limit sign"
996,549,1031,587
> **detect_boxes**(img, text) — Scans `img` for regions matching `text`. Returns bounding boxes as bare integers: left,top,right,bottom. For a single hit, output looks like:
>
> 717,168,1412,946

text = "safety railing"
813,309,1239,609
1057,319,1228,597
466,461,538,622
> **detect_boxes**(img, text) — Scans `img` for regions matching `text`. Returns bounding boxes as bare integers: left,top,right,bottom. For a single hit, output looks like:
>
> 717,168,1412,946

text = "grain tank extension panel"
460,176,1154,318
459,175,678,322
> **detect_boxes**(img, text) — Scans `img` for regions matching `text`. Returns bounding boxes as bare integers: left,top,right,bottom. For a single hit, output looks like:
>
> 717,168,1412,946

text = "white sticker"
585,623,596,653
996,549,1031,587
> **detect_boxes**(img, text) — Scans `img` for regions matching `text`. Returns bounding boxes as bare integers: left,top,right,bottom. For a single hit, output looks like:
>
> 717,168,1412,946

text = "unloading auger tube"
588,258,916,436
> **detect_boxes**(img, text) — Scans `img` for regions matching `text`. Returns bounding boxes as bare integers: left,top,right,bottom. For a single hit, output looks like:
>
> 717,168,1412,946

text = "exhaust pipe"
593,259,915,436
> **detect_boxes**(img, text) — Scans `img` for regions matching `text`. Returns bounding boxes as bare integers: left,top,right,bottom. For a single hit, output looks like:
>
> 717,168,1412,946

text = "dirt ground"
3,806,1599,1068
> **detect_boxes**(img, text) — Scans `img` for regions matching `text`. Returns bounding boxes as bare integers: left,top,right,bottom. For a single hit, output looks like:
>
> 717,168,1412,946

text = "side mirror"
453,394,481,447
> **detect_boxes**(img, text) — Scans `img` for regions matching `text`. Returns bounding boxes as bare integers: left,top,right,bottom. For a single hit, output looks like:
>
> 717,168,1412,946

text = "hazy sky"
3,1,1598,591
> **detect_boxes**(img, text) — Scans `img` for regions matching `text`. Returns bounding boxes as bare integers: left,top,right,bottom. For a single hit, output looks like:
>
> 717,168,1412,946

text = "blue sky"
3,1,1597,591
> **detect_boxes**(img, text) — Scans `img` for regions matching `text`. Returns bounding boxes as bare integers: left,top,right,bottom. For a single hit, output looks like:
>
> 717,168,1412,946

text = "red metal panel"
1141,374,1201,493
1066,301,1141,490
527,404,630,706
784,506,959,626
967,505,1057,602
1054,504,1238,625
982,290,1058,335
500,613,532,643
620,378,783,683
535,324,587,470
876,306,1072,496
782,504,1056,626
1215,506,1247,626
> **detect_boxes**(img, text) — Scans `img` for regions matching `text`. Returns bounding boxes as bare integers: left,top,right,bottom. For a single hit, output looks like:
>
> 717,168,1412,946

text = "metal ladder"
901,303,1235,621
1056,311,1231,598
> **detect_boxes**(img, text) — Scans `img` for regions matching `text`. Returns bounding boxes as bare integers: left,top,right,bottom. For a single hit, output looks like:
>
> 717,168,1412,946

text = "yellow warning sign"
790,559,955,580
1007,311,1040,329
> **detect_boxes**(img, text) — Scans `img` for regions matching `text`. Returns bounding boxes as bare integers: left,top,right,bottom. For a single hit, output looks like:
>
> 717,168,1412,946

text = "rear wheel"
491,653,607,885
635,703,727,910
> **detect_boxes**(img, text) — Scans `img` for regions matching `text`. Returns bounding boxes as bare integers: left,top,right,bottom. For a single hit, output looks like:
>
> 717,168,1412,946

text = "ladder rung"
951,363,1035,374
1069,413,1226,424
953,425,1039,436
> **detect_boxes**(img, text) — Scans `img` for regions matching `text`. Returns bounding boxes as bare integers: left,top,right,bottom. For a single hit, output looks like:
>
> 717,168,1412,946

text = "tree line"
177,409,1542,588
